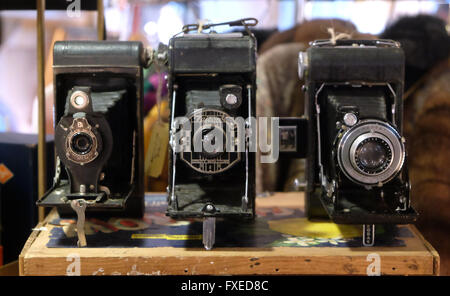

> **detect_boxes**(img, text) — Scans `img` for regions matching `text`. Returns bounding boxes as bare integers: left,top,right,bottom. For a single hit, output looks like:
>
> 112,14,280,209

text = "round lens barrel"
355,137,392,174
71,132,93,155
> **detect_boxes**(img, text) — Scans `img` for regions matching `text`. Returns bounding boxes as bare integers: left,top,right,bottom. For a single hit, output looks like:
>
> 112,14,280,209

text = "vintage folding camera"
38,41,147,232
281,39,418,245
166,19,257,250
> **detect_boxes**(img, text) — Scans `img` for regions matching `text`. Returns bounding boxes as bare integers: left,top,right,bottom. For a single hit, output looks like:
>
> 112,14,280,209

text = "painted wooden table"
19,192,439,275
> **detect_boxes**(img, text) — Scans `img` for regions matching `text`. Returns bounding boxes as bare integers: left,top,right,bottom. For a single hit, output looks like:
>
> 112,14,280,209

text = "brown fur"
256,43,307,192
259,19,374,54
259,27,297,54
408,58,450,275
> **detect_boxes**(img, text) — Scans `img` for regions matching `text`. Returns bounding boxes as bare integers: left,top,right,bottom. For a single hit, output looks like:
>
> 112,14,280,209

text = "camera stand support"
70,199,87,247
363,224,375,247
202,217,216,250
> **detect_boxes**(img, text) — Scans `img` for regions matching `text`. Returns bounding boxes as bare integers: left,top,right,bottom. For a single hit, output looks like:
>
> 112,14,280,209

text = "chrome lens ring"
337,120,405,186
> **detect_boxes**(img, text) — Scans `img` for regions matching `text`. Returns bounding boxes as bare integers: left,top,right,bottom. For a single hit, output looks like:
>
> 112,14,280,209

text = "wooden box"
19,193,439,275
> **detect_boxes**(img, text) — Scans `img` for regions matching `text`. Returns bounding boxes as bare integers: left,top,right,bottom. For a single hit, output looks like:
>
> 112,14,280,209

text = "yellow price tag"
145,121,169,178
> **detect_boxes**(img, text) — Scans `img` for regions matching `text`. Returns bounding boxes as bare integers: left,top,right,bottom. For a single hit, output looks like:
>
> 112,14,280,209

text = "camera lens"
338,120,405,186
354,137,392,174
71,132,93,155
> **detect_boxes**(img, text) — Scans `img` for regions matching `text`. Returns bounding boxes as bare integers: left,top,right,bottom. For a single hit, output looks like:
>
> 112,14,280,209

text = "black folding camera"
282,39,418,245
38,41,147,231
166,19,257,249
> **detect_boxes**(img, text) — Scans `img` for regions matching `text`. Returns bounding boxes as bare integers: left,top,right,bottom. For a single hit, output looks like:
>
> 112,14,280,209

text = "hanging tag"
145,121,169,178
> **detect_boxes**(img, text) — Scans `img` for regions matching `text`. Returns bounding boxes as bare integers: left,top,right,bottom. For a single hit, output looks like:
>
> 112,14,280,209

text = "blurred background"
0,0,447,134
0,0,449,274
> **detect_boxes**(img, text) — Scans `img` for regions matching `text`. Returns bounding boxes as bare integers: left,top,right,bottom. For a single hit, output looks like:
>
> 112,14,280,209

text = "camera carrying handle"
310,39,400,48
181,18,258,34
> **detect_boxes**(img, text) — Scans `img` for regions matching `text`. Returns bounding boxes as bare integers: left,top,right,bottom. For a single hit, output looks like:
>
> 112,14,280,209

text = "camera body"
37,41,145,217
167,31,257,249
297,39,418,243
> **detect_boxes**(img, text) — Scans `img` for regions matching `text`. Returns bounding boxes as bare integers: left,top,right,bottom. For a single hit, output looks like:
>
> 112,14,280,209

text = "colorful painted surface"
47,194,413,248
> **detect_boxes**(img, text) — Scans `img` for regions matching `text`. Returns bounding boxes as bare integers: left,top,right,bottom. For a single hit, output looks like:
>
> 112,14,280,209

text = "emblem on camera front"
180,108,241,174
65,117,100,165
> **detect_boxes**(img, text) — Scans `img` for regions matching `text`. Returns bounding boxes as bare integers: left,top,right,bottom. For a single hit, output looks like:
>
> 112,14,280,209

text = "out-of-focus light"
351,1,390,34
304,0,441,35
105,7,123,33
157,4,183,44
144,21,158,36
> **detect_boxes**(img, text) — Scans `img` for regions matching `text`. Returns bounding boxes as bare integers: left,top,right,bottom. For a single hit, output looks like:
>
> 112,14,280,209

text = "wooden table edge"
19,195,439,276
409,225,440,275
19,208,56,276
